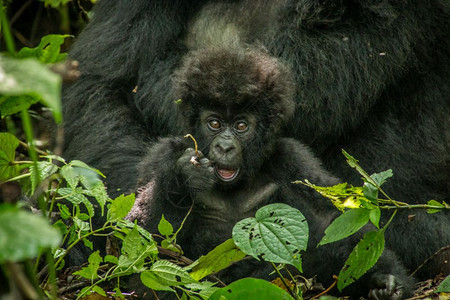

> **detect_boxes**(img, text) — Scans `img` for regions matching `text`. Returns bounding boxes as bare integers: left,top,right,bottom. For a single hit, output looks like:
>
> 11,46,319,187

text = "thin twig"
311,275,338,299
411,245,450,277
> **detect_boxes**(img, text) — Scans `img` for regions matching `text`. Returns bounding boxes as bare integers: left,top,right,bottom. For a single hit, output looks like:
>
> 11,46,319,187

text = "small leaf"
57,203,71,219
435,275,450,293
190,239,246,280
60,164,79,189
319,208,370,246
337,230,385,291
0,205,61,263
232,203,308,271
208,278,293,300
91,285,106,297
104,255,118,265
370,170,393,187
73,251,103,280
0,133,20,182
18,34,71,63
363,182,378,203
29,161,58,194
158,215,174,236
369,208,381,229
107,194,135,222
57,188,94,217
427,200,444,214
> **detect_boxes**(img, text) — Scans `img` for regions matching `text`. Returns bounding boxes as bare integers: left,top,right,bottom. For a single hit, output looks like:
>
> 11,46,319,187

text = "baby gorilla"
127,47,412,299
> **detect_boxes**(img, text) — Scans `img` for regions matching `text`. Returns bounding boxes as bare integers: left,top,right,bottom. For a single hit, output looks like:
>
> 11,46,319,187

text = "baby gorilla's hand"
368,273,404,300
177,148,216,192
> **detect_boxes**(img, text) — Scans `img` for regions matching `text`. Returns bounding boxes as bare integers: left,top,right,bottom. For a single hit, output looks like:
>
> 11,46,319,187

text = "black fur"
126,47,413,299
62,0,450,295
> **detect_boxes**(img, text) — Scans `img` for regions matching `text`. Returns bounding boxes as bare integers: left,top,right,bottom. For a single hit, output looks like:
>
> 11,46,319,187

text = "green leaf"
337,230,385,291
370,169,393,187
18,34,71,63
319,208,370,246
57,203,71,219
362,182,378,203
73,250,103,280
107,193,135,222
427,200,444,214
82,181,108,216
232,203,308,271
342,150,376,186
60,164,79,189
0,204,61,263
146,260,197,286
158,214,174,236
0,55,62,123
70,160,105,178
140,272,174,292
435,275,450,293
52,219,68,236
190,239,246,280
104,255,118,265
57,188,94,217
29,161,58,194
369,208,381,229
0,132,20,182
39,0,71,8
91,285,106,297
209,278,293,300
117,225,156,272
0,95,39,117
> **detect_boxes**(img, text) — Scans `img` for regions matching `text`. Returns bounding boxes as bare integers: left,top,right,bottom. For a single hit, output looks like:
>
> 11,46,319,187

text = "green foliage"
436,275,450,293
337,230,385,291
0,204,61,263
18,34,71,63
189,239,246,281
0,54,62,121
0,132,20,182
319,208,371,246
209,278,293,300
233,203,308,271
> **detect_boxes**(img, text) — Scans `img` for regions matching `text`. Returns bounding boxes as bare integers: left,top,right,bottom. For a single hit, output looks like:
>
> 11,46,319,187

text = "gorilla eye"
208,119,221,131
235,121,248,132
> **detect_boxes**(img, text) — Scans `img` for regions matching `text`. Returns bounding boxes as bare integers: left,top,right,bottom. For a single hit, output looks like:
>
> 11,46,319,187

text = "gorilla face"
199,110,258,184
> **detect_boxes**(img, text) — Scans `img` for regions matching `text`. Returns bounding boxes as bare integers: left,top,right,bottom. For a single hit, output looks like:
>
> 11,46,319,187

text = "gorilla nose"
215,142,235,155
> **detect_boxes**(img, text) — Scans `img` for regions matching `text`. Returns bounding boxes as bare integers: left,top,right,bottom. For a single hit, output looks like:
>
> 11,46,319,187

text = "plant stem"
270,262,298,299
0,0,16,55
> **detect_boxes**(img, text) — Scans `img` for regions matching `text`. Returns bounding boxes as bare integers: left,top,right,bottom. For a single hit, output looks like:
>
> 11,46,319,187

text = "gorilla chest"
193,182,279,226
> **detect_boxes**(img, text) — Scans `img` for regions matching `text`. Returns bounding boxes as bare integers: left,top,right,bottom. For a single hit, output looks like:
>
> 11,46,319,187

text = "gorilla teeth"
215,167,239,182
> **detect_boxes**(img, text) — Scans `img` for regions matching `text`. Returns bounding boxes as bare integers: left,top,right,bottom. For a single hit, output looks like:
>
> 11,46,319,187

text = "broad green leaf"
107,193,135,222
60,164,79,189
209,278,293,300
0,55,62,123
52,219,68,236
337,230,385,291
140,271,174,292
0,132,20,182
319,208,370,246
185,282,219,298
232,203,308,271
70,160,105,177
142,260,196,288
18,34,71,63
118,219,155,243
73,250,103,280
190,239,246,280
57,188,94,217
435,275,450,292
427,200,444,214
82,181,108,216
29,160,58,194
0,95,39,117
117,225,156,272
0,205,61,263
158,214,174,236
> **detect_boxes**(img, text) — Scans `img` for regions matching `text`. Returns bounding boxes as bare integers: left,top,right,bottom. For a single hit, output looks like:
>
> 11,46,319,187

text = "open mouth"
215,166,240,182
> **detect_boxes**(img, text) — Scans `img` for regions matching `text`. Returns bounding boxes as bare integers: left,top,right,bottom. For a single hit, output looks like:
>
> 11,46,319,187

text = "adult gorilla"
63,0,449,284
